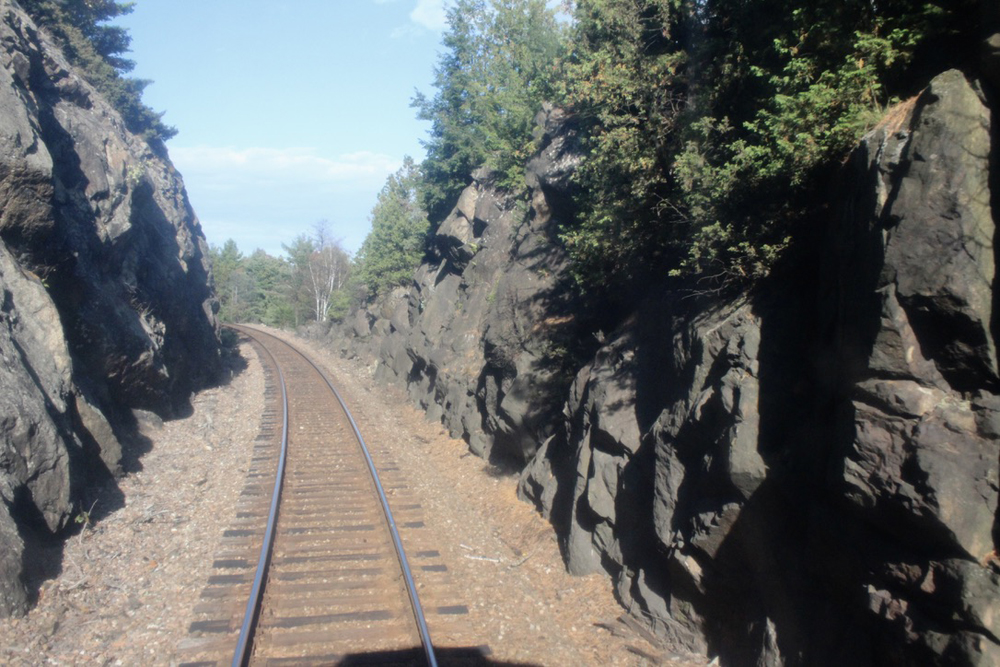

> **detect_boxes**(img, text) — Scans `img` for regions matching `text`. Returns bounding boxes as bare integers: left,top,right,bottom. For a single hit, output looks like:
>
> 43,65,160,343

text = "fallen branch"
508,552,534,568
462,554,502,563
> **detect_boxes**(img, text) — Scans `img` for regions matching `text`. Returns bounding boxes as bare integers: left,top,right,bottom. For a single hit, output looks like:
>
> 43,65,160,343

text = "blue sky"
118,1,450,257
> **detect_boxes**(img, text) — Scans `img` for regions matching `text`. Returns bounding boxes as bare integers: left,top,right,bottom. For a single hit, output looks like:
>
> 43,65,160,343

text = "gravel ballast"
0,333,707,666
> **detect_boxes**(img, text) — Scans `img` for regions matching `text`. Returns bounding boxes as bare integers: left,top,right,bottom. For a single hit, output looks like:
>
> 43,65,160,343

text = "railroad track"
175,326,490,666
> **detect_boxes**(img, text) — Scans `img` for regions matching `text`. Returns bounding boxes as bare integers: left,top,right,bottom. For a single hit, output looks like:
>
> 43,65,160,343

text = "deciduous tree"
305,222,351,323
281,235,318,326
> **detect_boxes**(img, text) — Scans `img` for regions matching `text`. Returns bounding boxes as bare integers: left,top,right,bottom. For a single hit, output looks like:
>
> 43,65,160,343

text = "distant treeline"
208,157,428,326
209,223,352,327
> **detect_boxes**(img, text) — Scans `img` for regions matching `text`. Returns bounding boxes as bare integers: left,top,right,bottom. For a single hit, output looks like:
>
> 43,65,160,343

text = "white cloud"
171,145,399,188
380,0,450,39
169,145,404,255
390,23,423,40
409,0,448,31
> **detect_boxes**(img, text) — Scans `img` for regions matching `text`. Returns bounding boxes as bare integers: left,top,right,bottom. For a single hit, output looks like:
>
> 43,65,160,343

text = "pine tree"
20,0,176,144
356,157,430,298
413,0,564,223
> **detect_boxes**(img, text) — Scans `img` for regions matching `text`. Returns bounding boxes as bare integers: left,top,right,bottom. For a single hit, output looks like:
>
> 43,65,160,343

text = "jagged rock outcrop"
332,67,999,665
338,105,585,465
519,69,1000,665
0,0,220,617
0,242,75,617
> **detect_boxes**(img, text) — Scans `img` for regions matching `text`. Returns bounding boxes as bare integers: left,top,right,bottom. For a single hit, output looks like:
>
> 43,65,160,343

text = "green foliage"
208,239,243,322
244,249,294,324
208,241,299,327
413,0,565,222
556,0,688,286
282,222,353,323
281,235,319,325
219,326,239,351
21,0,177,145
558,0,979,289
326,288,352,323
355,157,430,298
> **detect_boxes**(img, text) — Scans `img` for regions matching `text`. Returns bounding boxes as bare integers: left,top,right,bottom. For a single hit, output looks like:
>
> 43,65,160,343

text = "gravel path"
0,341,264,666
0,332,708,666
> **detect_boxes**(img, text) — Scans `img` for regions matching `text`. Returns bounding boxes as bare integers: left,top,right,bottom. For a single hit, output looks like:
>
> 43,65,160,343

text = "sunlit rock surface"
0,0,220,617
339,105,585,466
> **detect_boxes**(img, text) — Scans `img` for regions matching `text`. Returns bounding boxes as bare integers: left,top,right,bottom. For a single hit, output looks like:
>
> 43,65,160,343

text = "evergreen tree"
557,0,690,289
21,0,177,145
355,157,429,298
413,0,565,223
557,0,980,290
208,241,297,326
244,249,295,326
208,239,243,322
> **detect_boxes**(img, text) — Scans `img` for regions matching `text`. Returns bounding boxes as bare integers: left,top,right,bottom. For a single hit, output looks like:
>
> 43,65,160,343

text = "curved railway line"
174,326,490,666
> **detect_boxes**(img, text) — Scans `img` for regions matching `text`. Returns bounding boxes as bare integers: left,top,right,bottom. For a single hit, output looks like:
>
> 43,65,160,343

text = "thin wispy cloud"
390,24,421,39
410,0,448,31
169,146,404,254
171,146,399,188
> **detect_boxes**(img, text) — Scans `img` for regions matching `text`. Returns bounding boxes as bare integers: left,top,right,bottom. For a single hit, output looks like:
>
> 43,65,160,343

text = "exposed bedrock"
521,70,1000,665
339,105,586,467
332,70,998,664
0,1,220,616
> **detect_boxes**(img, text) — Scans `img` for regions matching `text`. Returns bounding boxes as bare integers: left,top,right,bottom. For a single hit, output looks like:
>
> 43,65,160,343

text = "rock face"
0,1,220,617
521,70,1000,665
337,105,586,466
333,71,998,664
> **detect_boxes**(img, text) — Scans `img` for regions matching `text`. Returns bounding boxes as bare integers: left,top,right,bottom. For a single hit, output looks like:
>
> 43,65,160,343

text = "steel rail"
305,345,440,667
231,325,438,667
229,326,291,667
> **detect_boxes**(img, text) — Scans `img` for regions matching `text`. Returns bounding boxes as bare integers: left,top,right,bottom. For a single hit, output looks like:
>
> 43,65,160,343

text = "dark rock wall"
339,106,585,467
332,71,998,665
0,0,220,617
522,70,1000,665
